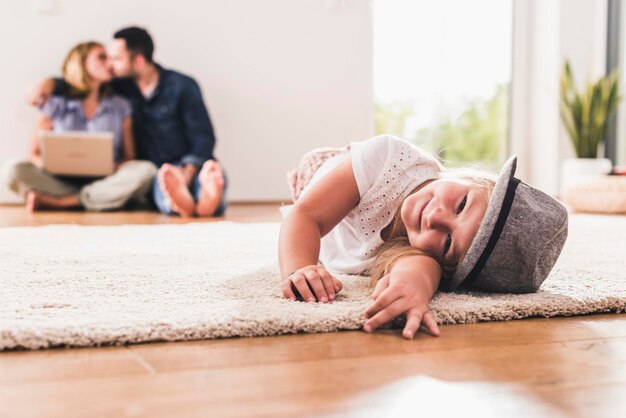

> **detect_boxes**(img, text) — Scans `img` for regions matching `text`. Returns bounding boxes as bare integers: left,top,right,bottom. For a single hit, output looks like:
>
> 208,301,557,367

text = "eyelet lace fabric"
354,140,439,258
285,135,440,274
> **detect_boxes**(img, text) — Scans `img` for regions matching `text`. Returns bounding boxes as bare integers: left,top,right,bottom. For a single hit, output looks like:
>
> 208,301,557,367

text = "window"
373,0,513,169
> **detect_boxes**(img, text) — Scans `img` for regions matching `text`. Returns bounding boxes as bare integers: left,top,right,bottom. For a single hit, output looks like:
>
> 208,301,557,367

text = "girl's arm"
29,115,53,168
364,254,441,339
279,158,360,302
117,117,135,166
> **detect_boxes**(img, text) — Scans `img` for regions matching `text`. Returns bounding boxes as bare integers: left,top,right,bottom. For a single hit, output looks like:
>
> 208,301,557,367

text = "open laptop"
41,131,114,177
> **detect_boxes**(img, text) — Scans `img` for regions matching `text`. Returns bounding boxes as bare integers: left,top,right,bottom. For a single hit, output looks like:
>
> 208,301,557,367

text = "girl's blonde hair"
62,41,108,97
368,165,497,290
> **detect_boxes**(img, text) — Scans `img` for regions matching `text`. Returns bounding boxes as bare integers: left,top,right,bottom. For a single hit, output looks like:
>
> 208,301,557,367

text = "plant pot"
561,157,612,194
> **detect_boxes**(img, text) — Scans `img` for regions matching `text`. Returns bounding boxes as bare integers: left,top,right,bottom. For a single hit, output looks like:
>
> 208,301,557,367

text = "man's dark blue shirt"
53,64,216,169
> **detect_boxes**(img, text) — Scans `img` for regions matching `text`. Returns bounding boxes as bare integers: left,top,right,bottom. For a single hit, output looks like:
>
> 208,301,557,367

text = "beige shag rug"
1,215,625,350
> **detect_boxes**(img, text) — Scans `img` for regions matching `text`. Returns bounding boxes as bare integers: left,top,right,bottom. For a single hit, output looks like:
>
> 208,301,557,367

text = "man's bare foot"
196,160,225,217
25,191,80,212
158,164,195,217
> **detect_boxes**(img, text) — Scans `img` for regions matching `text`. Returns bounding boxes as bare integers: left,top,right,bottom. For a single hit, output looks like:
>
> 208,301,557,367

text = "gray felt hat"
447,156,569,294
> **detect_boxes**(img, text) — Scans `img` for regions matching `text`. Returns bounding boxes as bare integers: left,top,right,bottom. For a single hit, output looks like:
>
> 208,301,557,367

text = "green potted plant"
559,59,620,189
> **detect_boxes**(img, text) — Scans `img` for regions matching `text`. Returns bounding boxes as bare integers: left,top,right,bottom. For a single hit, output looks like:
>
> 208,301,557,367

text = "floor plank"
0,205,625,418
0,203,283,227
0,346,148,384
127,314,626,373
2,331,625,417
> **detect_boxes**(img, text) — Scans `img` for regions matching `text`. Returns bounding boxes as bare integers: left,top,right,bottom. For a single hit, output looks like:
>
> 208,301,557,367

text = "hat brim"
447,155,518,289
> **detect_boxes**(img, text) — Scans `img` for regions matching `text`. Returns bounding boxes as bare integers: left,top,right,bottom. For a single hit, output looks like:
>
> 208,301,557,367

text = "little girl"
279,134,568,339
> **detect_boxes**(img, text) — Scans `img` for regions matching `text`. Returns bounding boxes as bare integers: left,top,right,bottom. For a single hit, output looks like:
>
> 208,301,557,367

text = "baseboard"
228,200,290,206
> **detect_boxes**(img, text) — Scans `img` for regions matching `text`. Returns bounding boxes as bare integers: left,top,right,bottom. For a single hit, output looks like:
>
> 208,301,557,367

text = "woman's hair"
62,41,110,98
368,164,497,290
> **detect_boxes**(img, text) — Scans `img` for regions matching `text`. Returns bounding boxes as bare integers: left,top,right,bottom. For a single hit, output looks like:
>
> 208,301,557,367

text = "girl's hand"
364,269,440,339
281,265,343,303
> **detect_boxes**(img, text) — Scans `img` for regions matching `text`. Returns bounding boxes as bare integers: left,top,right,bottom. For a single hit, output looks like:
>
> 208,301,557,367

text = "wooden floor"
0,204,625,418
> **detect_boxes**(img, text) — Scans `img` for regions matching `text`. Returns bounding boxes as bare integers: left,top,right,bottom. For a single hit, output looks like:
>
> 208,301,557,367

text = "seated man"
32,27,226,217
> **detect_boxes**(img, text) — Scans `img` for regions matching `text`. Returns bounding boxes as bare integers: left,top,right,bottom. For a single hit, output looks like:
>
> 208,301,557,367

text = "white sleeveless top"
295,135,440,274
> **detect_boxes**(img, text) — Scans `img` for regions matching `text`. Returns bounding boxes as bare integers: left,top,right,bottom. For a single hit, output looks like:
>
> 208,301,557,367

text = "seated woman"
3,41,156,211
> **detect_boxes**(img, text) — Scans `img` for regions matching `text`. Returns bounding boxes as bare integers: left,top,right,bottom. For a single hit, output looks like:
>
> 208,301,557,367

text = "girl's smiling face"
401,178,488,266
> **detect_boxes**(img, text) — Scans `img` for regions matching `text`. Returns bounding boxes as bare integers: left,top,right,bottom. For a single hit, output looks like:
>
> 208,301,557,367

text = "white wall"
559,0,608,164
0,0,374,203
510,0,561,193
510,0,607,196
617,0,626,165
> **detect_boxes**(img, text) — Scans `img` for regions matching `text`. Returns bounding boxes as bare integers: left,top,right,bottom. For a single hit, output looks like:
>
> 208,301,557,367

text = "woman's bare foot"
25,191,80,212
158,164,195,217
26,191,39,212
196,160,225,217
